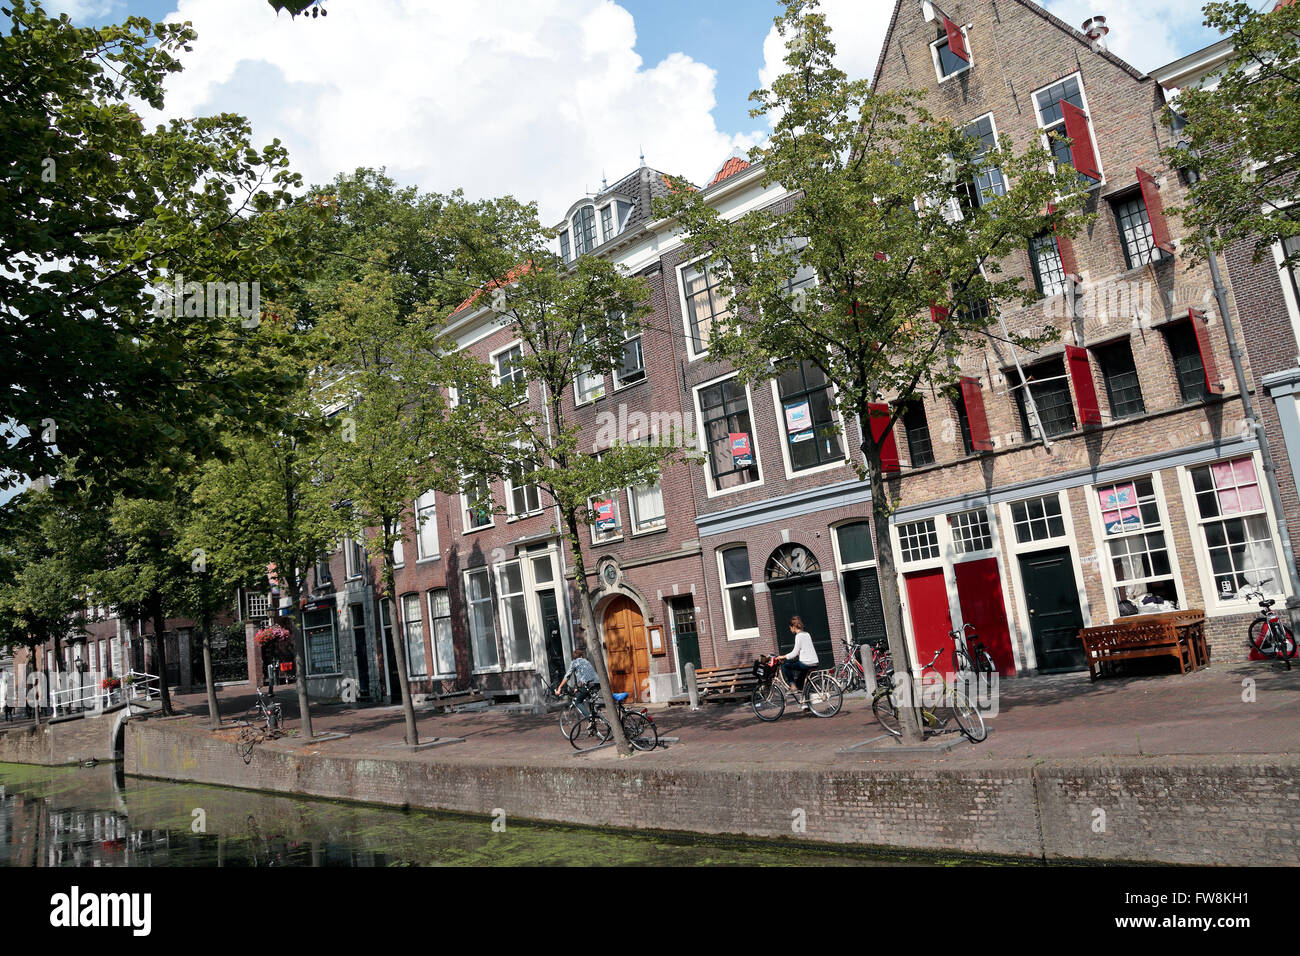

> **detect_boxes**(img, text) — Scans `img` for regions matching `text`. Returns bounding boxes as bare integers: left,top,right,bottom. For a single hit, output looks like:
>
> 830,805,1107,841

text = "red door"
904,569,953,672
953,558,1017,676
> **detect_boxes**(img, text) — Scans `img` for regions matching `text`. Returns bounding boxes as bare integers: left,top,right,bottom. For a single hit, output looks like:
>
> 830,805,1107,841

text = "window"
392,534,404,567
247,592,271,625
559,230,571,262
1030,234,1068,297
932,28,971,79
571,206,596,256
600,204,613,242
427,589,455,676
628,468,665,533
573,325,605,403
950,385,975,456
614,314,645,387
493,343,525,400
465,567,499,670
497,560,532,667
900,399,934,467
1164,321,1209,404
315,555,333,587
401,593,428,678
1011,494,1066,543
1094,340,1145,419
776,360,842,471
780,237,817,297
699,377,760,491
589,453,622,542
1096,477,1178,611
719,546,758,637
1190,457,1280,600
1015,358,1076,439
461,474,493,530
962,115,1005,208
415,491,438,559
344,537,365,579
1033,74,1099,184
304,608,338,675
507,454,543,518
681,259,732,356
836,521,874,565
950,509,993,554
898,519,940,562
1113,193,1161,269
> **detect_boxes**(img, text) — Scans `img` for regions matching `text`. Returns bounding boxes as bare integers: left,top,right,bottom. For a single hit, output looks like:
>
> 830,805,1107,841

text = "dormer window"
572,206,597,257
560,230,571,262
600,205,614,243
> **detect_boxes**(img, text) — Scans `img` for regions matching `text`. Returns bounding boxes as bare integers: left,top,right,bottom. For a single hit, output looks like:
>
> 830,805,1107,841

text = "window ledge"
613,376,647,393
725,630,761,642
471,666,502,675
415,556,441,565
461,523,495,534
630,524,668,539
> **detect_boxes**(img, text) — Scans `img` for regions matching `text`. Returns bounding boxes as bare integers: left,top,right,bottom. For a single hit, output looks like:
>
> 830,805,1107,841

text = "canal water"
0,762,1013,866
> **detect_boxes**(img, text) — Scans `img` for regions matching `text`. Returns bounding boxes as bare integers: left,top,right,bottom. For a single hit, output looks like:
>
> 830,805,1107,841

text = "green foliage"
1165,1,1300,265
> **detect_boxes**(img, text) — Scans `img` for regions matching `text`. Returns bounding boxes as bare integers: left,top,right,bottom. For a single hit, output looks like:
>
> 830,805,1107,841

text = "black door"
538,590,564,686
1019,547,1087,672
769,577,833,666
379,599,402,703
671,599,701,686
842,567,887,650
350,605,371,701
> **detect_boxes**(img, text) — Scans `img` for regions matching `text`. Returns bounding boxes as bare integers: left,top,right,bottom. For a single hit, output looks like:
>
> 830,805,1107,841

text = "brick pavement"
168,659,1299,772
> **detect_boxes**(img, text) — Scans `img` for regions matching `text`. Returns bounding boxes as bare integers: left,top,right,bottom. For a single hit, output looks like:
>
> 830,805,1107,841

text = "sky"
36,0,1224,223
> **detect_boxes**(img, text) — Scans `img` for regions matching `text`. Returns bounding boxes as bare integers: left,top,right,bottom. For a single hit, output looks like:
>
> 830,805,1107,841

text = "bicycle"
1244,585,1296,669
951,623,996,676
543,680,584,740
832,638,869,693
871,640,986,743
750,656,843,721
567,690,659,752
235,687,284,763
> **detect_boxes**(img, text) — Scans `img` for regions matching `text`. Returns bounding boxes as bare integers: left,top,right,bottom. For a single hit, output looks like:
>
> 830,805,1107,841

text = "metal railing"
47,669,160,717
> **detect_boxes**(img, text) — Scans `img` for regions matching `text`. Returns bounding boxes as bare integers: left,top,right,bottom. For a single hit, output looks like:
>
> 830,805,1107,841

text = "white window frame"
572,324,606,405
717,544,760,641
692,372,765,498
491,339,527,406
599,202,615,244
505,444,544,520
1030,71,1105,190
626,465,666,536
464,566,501,674
426,588,456,678
496,559,535,670
1269,229,1300,364
392,533,404,568
344,537,365,581
962,111,1007,207
612,316,646,390
460,474,495,533
1177,453,1289,616
1084,472,1187,621
400,592,429,679
588,452,624,544
929,23,972,83
415,490,439,561
676,253,732,361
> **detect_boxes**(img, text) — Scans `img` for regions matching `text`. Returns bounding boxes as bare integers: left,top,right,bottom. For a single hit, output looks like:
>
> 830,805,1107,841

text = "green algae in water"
0,763,1025,867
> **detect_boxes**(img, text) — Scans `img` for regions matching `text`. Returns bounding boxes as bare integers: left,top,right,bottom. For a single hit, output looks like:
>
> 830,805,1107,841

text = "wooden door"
1018,548,1086,672
602,596,650,701
904,568,954,671
953,558,1016,675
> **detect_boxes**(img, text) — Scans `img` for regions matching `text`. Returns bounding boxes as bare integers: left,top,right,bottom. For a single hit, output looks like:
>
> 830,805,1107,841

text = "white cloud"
149,0,764,223
44,0,123,17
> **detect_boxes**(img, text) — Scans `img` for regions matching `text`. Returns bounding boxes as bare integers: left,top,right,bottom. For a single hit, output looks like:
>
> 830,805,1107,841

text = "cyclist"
774,615,819,703
557,645,600,716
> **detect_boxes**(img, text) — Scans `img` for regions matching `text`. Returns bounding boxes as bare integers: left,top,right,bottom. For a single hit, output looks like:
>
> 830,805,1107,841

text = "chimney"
1082,15,1109,52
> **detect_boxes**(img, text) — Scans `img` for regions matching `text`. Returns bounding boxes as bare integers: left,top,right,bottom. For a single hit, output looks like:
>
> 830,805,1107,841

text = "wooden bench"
416,689,487,712
682,664,761,704
1078,611,1207,680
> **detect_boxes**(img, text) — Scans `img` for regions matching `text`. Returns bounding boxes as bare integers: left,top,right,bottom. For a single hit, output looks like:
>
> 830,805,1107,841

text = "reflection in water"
0,763,1012,867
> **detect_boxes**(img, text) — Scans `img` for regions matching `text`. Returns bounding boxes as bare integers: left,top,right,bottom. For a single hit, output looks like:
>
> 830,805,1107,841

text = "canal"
0,762,1018,866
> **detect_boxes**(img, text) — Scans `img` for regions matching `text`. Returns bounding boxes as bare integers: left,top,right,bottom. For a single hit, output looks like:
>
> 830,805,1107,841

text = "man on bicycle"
557,645,600,716
774,616,818,694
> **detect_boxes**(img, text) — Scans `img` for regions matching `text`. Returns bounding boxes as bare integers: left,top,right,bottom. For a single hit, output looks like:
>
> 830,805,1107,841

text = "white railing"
46,669,159,717
126,670,161,708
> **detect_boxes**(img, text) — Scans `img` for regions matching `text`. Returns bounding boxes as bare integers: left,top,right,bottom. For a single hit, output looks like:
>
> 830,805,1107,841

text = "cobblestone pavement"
165,658,1300,771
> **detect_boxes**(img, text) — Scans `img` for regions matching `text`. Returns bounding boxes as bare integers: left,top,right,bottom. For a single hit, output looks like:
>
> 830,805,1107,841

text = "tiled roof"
451,261,532,317
707,156,751,187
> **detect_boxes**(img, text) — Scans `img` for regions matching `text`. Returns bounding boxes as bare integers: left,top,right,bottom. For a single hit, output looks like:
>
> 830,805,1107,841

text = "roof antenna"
601,170,608,191
639,147,646,168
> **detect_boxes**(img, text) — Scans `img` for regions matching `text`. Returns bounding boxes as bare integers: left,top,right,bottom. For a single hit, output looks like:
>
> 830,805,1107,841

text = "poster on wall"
728,432,753,468
784,399,812,437
594,498,617,532
1099,483,1140,534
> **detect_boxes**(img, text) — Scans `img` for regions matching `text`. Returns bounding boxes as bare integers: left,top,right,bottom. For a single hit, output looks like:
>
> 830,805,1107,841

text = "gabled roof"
870,0,1148,92
707,156,752,187
451,261,532,318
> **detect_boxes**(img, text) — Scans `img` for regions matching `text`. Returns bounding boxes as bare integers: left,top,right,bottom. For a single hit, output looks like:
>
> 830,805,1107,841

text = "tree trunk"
286,576,314,740
862,412,925,744
200,576,220,728
150,596,174,716
562,509,632,755
383,542,420,747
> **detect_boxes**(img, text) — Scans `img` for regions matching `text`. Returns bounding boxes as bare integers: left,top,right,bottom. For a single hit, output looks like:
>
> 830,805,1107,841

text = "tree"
445,197,681,755
1164,1,1300,268
655,0,1087,742
1,1,301,493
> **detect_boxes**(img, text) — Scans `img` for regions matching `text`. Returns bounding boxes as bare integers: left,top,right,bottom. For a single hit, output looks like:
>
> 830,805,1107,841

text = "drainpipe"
1204,239,1300,622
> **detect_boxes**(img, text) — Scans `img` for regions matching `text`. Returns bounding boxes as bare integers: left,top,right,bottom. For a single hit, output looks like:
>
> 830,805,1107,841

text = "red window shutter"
1065,345,1102,425
1046,203,1080,282
1060,101,1102,181
867,402,900,473
1189,308,1226,394
930,303,949,323
943,16,969,62
959,377,994,451
1137,167,1175,255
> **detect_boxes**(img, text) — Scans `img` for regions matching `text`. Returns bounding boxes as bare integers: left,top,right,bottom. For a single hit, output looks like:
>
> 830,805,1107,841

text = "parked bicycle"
235,687,285,763
750,656,843,720
1244,585,1296,669
872,640,986,743
832,639,869,693
543,680,585,740
568,690,659,751
951,623,996,676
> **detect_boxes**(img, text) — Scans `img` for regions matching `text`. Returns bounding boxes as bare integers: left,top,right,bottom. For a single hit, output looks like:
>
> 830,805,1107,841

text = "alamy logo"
49,887,151,936
151,273,260,326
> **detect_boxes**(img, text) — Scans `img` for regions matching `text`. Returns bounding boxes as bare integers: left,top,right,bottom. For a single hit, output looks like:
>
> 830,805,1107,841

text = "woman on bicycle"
774,616,818,695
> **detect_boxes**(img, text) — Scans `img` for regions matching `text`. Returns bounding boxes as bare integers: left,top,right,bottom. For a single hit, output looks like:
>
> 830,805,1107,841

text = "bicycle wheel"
559,702,581,740
976,650,996,675
950,687,987,743
1248,617,1269,655
872,689,902,737
622,711,659,752
805,672,843,717
750,681,785,721
568,714,612,750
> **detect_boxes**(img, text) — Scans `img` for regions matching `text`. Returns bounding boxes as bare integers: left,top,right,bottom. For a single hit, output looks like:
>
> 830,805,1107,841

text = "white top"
787,631,819,666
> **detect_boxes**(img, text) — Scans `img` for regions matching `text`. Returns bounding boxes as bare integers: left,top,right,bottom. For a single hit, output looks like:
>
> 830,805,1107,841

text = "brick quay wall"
121,720,1298,866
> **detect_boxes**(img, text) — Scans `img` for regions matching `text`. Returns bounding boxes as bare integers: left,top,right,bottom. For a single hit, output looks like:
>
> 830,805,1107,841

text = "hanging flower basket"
255,623,295,662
